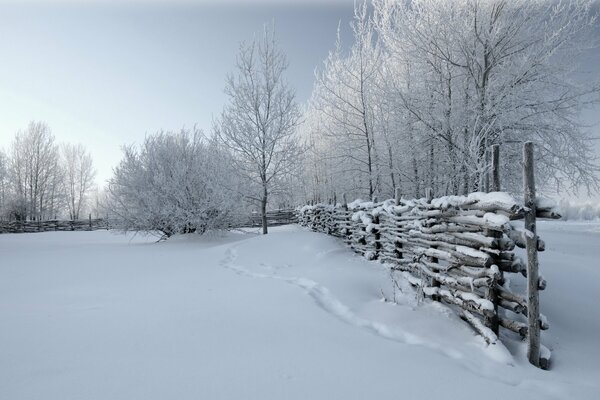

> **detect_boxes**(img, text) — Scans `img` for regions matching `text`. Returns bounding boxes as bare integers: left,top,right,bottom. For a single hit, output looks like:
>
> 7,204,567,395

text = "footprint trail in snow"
217,243,569,396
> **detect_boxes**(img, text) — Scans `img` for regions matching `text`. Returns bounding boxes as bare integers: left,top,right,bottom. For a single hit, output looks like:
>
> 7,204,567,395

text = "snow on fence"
0,217,109,234
297,142,558,369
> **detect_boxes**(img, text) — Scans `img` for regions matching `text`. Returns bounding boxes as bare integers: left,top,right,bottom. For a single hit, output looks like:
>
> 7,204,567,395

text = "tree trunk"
261,185,268,235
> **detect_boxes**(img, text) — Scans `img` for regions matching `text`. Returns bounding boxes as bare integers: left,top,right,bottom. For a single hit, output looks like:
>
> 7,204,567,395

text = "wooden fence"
0,217,109,234
241,209,297,228
298,142,557,369
0,209,297,234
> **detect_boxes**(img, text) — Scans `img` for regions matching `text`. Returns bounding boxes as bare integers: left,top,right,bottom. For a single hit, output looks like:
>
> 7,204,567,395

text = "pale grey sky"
1,0,599,191
0,0,355,184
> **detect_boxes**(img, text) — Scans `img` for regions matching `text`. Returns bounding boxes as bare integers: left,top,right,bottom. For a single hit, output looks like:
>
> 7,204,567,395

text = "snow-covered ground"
1,222,598,399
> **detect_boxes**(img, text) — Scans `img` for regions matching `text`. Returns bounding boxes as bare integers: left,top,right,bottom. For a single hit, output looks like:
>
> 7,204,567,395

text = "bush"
107,129,241,236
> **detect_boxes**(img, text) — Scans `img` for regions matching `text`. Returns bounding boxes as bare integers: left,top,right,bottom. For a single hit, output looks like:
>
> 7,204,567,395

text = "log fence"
297,142,556,369
0,216,109,234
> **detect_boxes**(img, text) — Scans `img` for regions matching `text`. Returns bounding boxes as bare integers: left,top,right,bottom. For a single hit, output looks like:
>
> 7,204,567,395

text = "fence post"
425,187,433,203
89,213,92,231
483,144,501,334
393,188,403,259
424,188,440,300
371,195,380,260
337,193,346,239
524,141,541,368
492,144,500,192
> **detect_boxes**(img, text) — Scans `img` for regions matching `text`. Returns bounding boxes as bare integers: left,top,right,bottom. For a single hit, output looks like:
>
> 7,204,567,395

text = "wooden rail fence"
0,217,109,234
241,209,298,228
298,142,557,369
0,209,297,234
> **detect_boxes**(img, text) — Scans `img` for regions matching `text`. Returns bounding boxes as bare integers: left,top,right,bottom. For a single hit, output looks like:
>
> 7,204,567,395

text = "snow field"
1,222,599,399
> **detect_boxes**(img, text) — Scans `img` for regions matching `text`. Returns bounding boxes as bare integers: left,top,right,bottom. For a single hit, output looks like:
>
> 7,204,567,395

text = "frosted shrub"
107,129,241,237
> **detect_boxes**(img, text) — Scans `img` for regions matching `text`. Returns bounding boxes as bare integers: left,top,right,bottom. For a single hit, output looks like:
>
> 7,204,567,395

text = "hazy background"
1,0,599,197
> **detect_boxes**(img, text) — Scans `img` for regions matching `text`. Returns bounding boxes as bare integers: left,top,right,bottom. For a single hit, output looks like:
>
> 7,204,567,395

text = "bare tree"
0,150,8,220
375,0,600,194
311,3,382,199
62,143,96,220
215,25,302,234
9,121,63,220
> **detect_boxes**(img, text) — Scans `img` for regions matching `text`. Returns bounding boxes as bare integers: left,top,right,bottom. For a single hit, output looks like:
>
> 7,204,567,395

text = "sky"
1,0,599,194
0,0,355,185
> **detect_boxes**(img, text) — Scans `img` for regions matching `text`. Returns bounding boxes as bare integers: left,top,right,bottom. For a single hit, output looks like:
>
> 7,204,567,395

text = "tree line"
301,0,600,202
0,121,96,221
5,0,598,237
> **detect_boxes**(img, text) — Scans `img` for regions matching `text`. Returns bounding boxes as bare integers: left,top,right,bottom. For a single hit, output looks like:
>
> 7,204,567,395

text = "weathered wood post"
424,188,440,300
425,188,433,203
524,141,541,368
491,144,500,192
342,193,349,239
484,144,501,334
393,188,403,260
89,213,92,231
372,196,380,260
484,144,491,192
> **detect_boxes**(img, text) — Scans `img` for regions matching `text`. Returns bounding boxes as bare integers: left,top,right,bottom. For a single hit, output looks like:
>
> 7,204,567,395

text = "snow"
455,245,490,260
536,196,557,210
483,212,510,227
1,222,599,399
430,191,518,210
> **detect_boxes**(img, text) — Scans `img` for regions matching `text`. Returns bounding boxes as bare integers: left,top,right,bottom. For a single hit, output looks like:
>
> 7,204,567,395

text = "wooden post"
424,187,440,299
372,212,380,260
484,144,502,334
491,144,500,192
341,193,349,239
89,213,92,230
425,187,433,203
395,187,402,206
524,141,541,368
484,145,490,192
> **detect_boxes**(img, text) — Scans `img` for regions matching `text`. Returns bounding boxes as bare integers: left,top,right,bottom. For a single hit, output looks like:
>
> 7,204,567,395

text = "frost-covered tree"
374,0,600,193
311,3,382,199
215,25,302,234
9,121,64,220
62,143,96,220
107,129,240,237
0,150,8,220
303,0,599,201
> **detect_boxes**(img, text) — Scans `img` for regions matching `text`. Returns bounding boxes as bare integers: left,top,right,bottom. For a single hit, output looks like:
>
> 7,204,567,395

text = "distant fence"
298,142,558,369
241,209,297,228
0,209,297,234
0,218,109,234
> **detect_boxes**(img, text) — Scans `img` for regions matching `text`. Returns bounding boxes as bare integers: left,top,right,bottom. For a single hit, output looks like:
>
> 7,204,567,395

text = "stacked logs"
298,191,559,350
